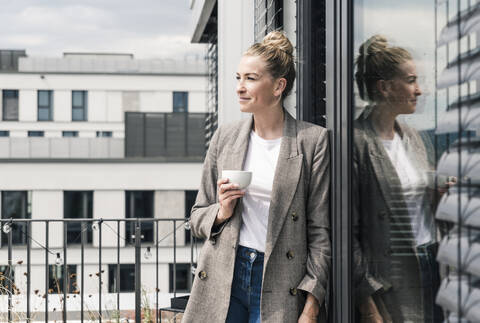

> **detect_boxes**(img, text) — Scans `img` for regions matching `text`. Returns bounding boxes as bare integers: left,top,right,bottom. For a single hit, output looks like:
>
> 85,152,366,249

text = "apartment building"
0,49,207,305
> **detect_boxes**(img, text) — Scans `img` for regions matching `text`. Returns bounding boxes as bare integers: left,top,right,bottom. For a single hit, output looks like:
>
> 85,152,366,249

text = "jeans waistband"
237,245,264,262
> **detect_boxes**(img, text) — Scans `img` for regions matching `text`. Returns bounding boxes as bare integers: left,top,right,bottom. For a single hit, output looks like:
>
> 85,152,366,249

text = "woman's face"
236,55,282,113
382,60,423,115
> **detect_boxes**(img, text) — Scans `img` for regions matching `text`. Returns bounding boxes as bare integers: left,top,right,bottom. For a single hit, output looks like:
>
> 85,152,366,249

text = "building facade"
0,50,207,312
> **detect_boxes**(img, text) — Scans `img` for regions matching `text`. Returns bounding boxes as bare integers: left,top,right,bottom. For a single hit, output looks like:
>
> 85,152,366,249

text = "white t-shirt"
238,130,282,252
381,133,433,246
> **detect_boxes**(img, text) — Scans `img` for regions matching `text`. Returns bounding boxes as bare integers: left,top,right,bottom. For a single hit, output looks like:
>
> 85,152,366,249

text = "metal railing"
0,218,197,323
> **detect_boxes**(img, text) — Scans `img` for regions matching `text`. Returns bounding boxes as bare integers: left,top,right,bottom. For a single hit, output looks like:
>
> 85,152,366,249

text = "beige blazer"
353,113,436,322
182,112,331,323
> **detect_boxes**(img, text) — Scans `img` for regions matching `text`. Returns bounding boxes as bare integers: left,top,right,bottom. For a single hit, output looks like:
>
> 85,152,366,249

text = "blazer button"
286,250,294,260
291,212,298,222
379,211,387,219
198,270,207,280
289,287,297,296
384,248,392,256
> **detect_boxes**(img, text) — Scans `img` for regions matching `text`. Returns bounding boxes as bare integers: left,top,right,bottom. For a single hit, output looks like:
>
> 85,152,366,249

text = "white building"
0,50,207,316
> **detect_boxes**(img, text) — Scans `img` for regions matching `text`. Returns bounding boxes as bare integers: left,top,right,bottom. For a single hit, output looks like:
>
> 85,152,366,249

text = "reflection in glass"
353,34,443,322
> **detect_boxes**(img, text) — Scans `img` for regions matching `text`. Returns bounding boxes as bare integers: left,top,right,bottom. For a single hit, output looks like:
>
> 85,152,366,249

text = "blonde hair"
355,35,412,101
245,31,296,99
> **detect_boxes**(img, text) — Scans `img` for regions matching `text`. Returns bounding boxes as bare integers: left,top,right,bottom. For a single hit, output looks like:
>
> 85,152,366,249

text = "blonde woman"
183,31,331,323
353,35,443,323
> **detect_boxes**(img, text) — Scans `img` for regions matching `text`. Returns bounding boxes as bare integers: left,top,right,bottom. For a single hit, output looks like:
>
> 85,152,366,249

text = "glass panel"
72,107,85,121
108,264,135,292
64,191,93,244
48,265,77,294
125,191,154,244
2,90,19,121
173,91,188,113
38,107,51,121
38,90,50,107
1,191,30,245
351,1,454,321
72,91,84,107
0,265,15,290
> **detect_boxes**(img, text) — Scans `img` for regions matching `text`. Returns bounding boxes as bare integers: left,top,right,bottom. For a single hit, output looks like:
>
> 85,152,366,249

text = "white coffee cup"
221,170,252,189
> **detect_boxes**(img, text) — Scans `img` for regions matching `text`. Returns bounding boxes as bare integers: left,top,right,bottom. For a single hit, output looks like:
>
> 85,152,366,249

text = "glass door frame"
326,0,354,322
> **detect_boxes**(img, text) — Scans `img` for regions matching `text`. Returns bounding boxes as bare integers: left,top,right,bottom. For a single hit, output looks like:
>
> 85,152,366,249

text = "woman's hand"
359,297,383,323
215,178,245,226
298,312,317,323
298,293,319,323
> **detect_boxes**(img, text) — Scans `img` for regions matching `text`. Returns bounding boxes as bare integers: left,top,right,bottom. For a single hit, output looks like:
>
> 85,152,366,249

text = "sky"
0,0,205,60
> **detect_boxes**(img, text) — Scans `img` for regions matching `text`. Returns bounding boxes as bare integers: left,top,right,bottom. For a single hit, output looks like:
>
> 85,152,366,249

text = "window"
28,131,44,137
96,131,112,137
169,263,192,293
72,91,87,121
62,131,78,137
37,90,53,121
185,191,198,244
108,264,135,293
2,90,18,121
173,92,188,113
48,265,76,294
64,191,93,244
1,191,31,245
0,265,15,291
125,191,154,244
0,131,9,137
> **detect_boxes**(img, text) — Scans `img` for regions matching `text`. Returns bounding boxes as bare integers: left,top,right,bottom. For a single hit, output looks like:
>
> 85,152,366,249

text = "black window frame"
48,265,77,294
0,265,15,291
172,91,188,113
62,131,78,137
2,90,19,121
1,191,31,246
169,263,192,293
72,90,88,121
28,131,44,137
37,90,53,121
64,191,93,245
108,264,135,293
125,191,154,245
96,131,112,137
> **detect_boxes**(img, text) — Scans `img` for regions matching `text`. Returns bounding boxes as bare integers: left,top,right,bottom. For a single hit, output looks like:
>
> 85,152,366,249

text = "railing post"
135,220,141,323
7,220,12,323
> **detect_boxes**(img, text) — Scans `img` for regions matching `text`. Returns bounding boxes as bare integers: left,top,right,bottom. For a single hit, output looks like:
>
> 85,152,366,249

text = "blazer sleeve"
352,145,384,303
189,128,227,240
297,129,331,304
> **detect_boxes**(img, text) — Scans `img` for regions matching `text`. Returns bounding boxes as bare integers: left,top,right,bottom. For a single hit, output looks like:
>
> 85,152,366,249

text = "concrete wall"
217,0,255,126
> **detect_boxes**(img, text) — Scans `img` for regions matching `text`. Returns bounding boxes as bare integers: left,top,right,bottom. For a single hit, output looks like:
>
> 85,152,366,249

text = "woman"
182,31,331,323
353,35,443,323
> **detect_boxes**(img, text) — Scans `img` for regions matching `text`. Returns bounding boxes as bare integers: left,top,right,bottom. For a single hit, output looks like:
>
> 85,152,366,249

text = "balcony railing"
0,218,197,322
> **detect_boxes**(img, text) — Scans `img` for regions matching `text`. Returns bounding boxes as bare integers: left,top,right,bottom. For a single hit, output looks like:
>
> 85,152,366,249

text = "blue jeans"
226,245,264,323
416,241,444,322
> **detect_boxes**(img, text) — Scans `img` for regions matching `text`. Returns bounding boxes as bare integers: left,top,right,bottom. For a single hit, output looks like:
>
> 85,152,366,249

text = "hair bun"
359,35,388,56
262,31,294,56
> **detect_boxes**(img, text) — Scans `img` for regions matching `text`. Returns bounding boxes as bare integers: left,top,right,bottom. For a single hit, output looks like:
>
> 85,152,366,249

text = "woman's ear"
273,78,287,97
376,79,391,100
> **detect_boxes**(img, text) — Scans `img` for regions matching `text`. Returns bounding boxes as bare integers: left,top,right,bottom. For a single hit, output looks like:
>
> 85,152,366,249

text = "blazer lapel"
362,119,408,217
226,116,253,171
265,112,303,259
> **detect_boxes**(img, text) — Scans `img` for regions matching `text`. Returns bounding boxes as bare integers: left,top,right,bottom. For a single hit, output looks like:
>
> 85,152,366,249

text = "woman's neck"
252,106,284,140
369,103,398,140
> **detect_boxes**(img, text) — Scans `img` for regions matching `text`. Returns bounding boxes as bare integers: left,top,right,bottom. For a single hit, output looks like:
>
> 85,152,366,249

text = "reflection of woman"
182,31,330,323
353,35,443,323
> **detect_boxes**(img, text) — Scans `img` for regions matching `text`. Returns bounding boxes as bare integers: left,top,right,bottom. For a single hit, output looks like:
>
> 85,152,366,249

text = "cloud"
0,0,205,59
